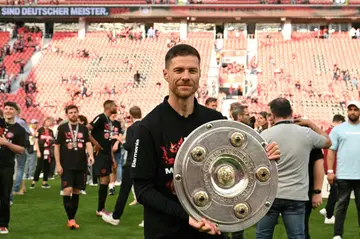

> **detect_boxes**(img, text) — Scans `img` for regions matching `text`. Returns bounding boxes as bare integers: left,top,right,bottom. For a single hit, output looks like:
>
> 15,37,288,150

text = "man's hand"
312,194,322,208
294,118,311,127
37,151,41,158
327,172,336,185
0,136,8,146
88,156,95,166
112,159,117,170
112,134,124,143
93,143,103,155
56,165,63,176
189,217,221,235
266,142,280,161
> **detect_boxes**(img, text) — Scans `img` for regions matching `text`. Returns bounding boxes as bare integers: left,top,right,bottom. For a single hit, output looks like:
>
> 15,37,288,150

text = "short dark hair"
0,109,3,118
78,115,88,125
232,105,248,121
65,104,78,114
4,101,19,112
230,102,242,112
205,97,217,106
165,44,201,69
332,114,345,123
129,106,142,119
103,100,115,109
268,98,293,118
259,111,268,119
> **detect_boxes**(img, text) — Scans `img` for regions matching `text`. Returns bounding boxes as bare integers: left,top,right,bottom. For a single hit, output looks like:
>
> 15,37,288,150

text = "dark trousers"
304,195,312,239
33,157,50,182
48,158,55,178
224,231,244,239
92,166,98,184
334,179,360,237
0,167,14,228
325,183,337,218
112,165,132,219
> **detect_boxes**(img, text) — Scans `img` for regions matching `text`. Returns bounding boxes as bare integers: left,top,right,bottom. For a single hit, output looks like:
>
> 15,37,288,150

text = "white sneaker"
96,209,110,217
319,208,327,216
0,227,9,234
80,190,87,195
333,236,342,239
60,190,64,196
89,183,98,187
115,181,121,186
325,216,335,224
139,220,144,227
102,214,120,226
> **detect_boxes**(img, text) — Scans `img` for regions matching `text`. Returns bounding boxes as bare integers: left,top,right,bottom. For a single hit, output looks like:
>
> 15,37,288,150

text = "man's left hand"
312,194,322,208
266,142,280,161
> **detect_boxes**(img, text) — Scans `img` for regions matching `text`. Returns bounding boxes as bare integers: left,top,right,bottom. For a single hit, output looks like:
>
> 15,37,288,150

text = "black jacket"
123,120,141,166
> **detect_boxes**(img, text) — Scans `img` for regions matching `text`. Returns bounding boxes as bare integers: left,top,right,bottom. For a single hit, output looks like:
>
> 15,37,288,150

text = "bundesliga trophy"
174,120,278,232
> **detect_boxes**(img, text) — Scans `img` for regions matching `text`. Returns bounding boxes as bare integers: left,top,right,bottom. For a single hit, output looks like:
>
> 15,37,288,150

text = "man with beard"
0,102,26,234
327,101,360,239
131,44,281,239
55,105,95,229
87,100,117,216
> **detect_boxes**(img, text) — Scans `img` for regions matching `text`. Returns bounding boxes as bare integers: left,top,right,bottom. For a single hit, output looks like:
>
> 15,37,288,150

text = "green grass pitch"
7,179,359,239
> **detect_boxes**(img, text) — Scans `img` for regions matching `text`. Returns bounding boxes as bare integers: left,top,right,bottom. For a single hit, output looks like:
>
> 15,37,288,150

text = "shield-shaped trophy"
173,120,278,232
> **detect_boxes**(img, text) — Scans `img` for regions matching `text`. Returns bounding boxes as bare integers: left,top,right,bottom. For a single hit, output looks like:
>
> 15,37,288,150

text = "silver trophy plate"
173,120,278,232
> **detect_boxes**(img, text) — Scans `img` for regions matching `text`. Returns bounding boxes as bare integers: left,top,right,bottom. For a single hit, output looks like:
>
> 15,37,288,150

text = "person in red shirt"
320,114,345,224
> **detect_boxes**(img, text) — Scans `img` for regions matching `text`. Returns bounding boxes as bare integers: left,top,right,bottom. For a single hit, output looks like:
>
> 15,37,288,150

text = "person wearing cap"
327,100,360,239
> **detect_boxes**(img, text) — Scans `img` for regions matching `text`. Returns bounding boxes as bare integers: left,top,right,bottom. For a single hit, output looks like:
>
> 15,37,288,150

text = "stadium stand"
16,30,214,121
257,31,359,128
0,20,359,131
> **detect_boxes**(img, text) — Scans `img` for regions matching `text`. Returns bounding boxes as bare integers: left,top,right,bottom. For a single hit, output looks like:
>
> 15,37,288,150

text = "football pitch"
8,179,359,239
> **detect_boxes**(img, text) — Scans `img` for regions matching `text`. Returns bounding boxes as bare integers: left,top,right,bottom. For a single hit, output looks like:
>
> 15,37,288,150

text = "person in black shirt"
131,44,280,239
102,106,142,226
78,114,89,195
55,105,94,229
30,117,55,189
305,149,324,239
87,100,117,216
0,101,26,235
108,113,123,196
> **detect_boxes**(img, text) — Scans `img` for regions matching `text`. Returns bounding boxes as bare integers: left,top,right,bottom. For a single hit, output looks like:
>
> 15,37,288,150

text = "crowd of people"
0,44,359,239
